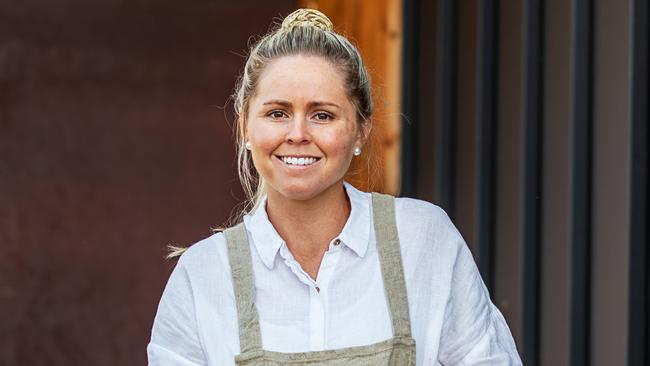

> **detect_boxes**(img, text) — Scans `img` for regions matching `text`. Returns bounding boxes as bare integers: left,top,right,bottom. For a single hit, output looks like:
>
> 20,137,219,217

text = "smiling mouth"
276,155,322,166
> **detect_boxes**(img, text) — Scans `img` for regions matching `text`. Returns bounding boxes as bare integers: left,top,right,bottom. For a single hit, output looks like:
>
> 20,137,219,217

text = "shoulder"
175,231,231,278
151,232,237,364
392,196,466,260
393,196,458,238
394,196,447,220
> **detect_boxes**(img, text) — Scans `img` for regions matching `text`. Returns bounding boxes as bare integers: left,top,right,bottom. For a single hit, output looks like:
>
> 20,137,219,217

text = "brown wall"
591,0,631,363
541,0,572,363
0,1,294,364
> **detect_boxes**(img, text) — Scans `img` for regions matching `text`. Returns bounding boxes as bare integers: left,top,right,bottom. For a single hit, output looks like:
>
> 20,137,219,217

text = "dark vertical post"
628,0,649,364
435,0,457,216
522,0,544,365
569,0,594,365
400,0,420,197
476,0,499,292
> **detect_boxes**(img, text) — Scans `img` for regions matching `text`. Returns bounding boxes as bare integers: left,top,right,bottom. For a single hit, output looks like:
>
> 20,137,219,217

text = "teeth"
281,156,318,166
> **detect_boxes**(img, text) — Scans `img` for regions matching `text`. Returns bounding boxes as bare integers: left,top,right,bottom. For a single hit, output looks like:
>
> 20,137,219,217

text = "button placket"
311,245,344,350
309,281,326,350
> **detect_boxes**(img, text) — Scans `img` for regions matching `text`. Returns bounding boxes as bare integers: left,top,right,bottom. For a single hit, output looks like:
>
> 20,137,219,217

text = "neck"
265,181,351,274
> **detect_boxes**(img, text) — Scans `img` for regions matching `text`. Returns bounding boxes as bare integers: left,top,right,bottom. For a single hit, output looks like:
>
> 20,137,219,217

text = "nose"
286,115,311,144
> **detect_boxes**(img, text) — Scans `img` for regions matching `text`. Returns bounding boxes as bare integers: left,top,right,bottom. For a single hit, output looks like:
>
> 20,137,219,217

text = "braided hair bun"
281,8,334,32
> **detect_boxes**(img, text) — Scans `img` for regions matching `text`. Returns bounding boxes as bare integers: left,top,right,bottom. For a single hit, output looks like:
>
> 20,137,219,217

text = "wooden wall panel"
299,0,403,194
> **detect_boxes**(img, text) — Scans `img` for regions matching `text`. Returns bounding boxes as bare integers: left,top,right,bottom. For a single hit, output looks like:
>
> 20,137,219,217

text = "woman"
148,9,522,365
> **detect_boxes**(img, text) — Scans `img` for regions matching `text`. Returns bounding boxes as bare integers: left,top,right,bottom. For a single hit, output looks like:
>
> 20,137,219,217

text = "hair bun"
281,8,334,32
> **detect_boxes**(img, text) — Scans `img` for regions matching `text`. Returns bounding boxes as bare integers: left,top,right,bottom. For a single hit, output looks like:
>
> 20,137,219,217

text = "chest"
195,237,448,366
252,245,394,352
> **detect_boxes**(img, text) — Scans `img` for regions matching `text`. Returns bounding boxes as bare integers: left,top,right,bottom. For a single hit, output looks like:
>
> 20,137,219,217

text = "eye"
313,112,333,122
267,110,288,120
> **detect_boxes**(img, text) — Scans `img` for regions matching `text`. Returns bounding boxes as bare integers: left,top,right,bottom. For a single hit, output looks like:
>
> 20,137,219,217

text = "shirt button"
333,239,341,246
315,286,320,293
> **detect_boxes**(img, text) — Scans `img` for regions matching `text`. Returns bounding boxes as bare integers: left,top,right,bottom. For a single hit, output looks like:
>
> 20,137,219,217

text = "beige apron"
223,193,416,365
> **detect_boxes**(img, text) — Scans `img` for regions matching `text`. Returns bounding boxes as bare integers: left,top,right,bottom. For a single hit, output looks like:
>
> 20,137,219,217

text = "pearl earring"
353,146,361,156
245,141,252,151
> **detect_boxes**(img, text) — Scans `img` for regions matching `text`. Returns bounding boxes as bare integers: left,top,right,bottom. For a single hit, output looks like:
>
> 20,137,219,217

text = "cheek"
327,138,354,161
340,142,351,154
248,123,279,150
320,133,348,155
338,132,357,155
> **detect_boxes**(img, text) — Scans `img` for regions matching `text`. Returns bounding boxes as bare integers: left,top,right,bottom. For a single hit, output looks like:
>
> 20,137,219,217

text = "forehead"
254,54,349,103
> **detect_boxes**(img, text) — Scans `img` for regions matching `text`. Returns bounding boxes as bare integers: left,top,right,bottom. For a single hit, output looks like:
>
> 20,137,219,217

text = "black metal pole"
476,0,499,292
435,0,457,217
627,0,649,365
400,0,420,197
521,0,544,365
569,0,594,365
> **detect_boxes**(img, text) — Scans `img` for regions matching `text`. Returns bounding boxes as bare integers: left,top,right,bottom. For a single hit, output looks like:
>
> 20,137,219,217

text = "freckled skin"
246,55,363,203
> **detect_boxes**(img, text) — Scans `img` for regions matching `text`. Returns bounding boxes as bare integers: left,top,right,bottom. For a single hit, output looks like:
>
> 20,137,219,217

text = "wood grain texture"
299,0,402,194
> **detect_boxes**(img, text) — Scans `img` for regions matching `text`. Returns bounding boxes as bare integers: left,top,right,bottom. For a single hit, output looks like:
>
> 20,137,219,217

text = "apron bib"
223,193,416,365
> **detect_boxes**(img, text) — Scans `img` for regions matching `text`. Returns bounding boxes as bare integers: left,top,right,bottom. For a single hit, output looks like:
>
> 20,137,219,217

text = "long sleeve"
437,227,522,365
148,255,207,365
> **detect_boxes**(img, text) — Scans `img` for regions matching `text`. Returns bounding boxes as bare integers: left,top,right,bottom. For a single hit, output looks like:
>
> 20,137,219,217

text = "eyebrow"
262,99,342,109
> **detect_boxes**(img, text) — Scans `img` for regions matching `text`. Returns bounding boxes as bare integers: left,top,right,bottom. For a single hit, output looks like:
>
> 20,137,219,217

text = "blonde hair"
168,9,375,258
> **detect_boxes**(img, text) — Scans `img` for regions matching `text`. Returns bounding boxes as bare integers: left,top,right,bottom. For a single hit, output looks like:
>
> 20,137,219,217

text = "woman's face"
246,54,365,202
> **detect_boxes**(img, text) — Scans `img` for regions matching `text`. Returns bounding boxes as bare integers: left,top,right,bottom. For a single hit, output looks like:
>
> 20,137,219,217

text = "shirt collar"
243,181,372,270
338,182,371,258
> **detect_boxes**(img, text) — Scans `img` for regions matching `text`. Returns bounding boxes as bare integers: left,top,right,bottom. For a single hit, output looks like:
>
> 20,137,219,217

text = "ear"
356,119,372,147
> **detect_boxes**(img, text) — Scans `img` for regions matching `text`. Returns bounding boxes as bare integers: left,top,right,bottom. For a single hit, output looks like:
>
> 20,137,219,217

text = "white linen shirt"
148,182,522,365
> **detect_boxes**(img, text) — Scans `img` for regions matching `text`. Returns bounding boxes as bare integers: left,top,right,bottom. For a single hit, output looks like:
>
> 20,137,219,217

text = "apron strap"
225,192,412,354
224,223,263,354
371,192,413,338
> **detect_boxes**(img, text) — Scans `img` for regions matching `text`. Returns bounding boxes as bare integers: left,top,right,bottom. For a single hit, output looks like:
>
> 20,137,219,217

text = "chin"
270,178,340,202
276,185,323,201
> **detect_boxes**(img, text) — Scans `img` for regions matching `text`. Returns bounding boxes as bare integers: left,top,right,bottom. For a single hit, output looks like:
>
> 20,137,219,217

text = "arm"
148,256,207,366
437,229,522,365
